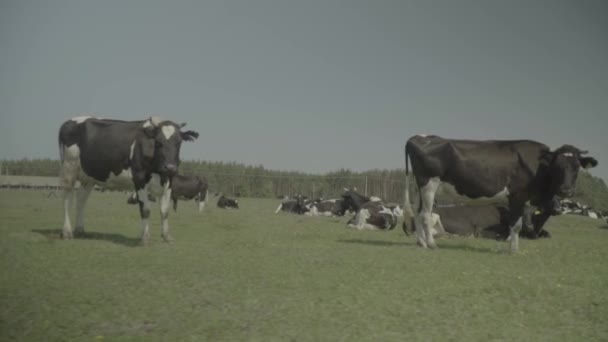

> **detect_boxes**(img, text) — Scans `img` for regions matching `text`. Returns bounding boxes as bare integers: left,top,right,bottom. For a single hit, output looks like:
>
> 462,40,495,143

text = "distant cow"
403,135,597,252
308,199,344,216
59,116,198,243
217,195,239,209
340,189,397,230
275,194,309,215
170,174,209,212
404,204,551,239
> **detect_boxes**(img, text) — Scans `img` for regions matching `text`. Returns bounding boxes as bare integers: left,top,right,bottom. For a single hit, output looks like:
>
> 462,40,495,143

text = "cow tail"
402,141,415,236
275,203,283,214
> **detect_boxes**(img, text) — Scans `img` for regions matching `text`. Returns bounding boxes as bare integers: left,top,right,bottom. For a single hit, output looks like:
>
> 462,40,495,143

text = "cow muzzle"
163,163,178,175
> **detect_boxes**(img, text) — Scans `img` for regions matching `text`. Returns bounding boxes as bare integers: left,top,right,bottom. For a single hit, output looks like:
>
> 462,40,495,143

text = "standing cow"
59,116,198,243
170,174,209,212
403,135,597,252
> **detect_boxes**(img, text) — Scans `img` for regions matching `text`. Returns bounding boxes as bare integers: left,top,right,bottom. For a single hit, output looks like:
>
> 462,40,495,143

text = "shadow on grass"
337,238,414,247
31,228,141,247
337,238,499,254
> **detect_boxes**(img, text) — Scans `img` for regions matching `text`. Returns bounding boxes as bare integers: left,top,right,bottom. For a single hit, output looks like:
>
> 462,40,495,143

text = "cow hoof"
162,235,174,243
74,227,85,238
416,240,427,248
61,230,73,240
427,243,437,249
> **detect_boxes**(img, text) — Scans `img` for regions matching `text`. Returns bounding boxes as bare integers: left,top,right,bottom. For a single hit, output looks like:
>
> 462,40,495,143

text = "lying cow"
274,195,310,214
217,195,239,209
170,174,208,212
339,189,397,230
307,198,344,216
403,204,551,240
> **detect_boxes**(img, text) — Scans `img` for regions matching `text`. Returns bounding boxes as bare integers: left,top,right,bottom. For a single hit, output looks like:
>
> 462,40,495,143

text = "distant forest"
2,158,608,211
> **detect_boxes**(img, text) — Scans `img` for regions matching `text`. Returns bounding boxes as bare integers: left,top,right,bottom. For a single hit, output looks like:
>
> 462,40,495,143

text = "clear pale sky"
1,0,607,180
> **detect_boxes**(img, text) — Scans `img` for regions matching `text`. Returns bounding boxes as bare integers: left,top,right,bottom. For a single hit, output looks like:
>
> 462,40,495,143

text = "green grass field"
1,190,607,341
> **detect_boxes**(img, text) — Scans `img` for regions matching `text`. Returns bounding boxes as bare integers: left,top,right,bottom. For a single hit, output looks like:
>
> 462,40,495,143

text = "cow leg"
418,177,440,248
196,192,207,213
60,154,80,240
507,217,523,252
505,200,526,252
137,187,152,244
74,183,94,236
62,188,74,239
159,184,173,242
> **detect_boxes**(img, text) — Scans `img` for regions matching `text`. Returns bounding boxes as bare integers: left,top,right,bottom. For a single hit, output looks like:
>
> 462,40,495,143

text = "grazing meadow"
1,190,607,341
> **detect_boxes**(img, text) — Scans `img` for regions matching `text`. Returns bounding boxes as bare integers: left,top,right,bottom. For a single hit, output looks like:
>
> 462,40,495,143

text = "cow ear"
180,122,187,128
580,157,598,169
539,149,554,164
181,130,199,142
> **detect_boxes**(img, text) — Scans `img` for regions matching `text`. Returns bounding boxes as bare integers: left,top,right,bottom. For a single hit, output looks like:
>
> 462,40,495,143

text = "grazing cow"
59,116,198,243
170,174,209,212
217,195,239,209
403,204,551,239
274,195,310,214
403,135,597,251
340,189,397,230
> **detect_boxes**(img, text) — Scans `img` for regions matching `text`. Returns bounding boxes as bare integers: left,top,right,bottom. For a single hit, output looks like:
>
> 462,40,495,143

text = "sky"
1,0,607,180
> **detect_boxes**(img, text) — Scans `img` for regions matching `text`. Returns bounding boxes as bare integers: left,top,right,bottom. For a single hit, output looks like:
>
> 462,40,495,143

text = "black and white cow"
403,135,597,251
339,189,397,230
170,174,208,212
59,116,198,243
308,199,344,216
404,204,551,240
217,195,239,209
274,194,310,214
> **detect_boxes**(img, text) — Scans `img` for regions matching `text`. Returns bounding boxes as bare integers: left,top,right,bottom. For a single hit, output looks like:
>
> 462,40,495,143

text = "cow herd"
58,116,600,253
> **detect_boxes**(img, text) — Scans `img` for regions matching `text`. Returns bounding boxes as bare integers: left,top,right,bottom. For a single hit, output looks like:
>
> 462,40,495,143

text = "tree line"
2,158,608,211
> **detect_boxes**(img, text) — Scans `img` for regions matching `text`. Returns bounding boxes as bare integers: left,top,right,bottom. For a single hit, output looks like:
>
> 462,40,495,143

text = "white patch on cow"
63,144,81,160
143,117,163,128
70,116,92,124
392,205,404,217
416,134,428,138
274,203,283,214
116,168,132,179
588,212,598,219
129,141,136,160
562,152,574,157
494,187,510,197
161,125,176,140
370,196,382,202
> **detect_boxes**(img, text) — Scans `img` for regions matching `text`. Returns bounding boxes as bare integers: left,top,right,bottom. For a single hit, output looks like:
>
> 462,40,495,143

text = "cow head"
141,118,199,177
540,145,597,199
339,189,370,215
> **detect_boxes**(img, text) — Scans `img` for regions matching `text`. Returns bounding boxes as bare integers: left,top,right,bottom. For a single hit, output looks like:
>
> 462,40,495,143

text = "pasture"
1,190,607,341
